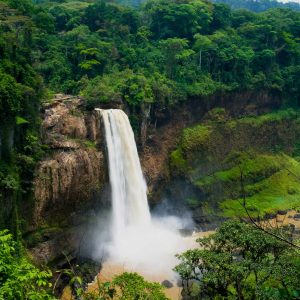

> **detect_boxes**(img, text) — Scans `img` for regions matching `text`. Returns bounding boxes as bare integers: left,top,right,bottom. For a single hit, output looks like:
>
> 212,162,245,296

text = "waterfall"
94,108,193,279
95,109,151,242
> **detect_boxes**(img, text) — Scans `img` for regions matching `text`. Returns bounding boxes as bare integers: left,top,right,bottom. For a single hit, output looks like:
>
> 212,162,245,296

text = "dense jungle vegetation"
1,0,299,203
0,0,300,298
214,0,300,12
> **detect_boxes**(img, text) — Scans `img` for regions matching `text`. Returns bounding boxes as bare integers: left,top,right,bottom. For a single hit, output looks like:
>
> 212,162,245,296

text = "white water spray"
95,109,195,279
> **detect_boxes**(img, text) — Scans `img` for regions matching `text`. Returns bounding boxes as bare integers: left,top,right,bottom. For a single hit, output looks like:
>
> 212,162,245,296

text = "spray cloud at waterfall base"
93,109,195,279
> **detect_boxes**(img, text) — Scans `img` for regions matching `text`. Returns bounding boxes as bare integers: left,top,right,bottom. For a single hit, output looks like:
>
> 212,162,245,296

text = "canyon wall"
25,95,107,264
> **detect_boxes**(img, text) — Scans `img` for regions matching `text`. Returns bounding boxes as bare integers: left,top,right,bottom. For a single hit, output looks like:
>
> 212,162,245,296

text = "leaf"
15,116,29,125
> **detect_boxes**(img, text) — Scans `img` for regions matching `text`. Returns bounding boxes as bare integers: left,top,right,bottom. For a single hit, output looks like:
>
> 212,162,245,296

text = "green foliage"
81,73,122,106
175,220,300,300
81,70,173,109
20,0,300,108
0,166,19,191
181,124,212,153
0,72,22,117
170,148,189,175
83,272,169,300
0,0,45,230
0,230,55,300
112,272,168,300
15,116,29,126
145,0,213,39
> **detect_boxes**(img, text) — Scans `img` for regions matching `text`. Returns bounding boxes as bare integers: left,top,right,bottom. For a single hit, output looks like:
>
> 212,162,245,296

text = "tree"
144,0,212,39
0,230,55,300
0,72,22,118
175,220,300,300
83,272,169,300
159,38,194,79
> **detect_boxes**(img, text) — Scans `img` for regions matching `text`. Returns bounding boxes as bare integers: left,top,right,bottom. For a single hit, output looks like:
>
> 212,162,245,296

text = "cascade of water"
95,109,151,242
93,108,194,283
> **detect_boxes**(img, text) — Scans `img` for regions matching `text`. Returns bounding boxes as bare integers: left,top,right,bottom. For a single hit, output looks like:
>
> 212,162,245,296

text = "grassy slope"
170,109,300,217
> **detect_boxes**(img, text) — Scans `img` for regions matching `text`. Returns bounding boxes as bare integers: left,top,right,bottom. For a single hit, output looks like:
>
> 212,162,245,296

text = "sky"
278,0,300,2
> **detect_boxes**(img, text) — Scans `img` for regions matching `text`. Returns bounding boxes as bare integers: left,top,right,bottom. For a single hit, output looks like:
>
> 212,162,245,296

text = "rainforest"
0,0,300,299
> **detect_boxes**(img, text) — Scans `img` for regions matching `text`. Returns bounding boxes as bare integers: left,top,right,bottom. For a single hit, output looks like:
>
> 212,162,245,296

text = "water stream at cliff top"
94,109,196,293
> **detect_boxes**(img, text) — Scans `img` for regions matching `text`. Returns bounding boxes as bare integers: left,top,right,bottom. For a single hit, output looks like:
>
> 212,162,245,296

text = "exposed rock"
294,214,300,220
26,95,108,265
32,95,107,228
29,226,83,265
27,90,282,265
34,149,104,225
42,95,87,144
161,280,173,288
140,90,280,197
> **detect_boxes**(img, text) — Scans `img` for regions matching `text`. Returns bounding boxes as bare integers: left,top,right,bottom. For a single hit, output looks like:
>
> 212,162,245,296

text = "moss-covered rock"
181,125,212,153
169,109,300,219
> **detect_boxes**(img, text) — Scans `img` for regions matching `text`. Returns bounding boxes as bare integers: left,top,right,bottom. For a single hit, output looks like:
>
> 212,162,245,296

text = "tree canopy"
175,220,300,299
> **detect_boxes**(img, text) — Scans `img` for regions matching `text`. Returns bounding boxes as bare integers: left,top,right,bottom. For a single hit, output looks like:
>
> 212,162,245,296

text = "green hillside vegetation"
170,109,300,217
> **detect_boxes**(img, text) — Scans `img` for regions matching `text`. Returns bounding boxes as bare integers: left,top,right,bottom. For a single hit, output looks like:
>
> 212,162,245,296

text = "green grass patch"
193,153,300,217
220,158,300,217
83,140,97,149
228,109,300,129
196,153,287,187
170,109,300,218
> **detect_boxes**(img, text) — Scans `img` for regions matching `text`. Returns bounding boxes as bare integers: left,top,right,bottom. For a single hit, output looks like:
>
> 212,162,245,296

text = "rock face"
165,108,300,229
27,95,107,264
34,150,104,225
33,95,106,226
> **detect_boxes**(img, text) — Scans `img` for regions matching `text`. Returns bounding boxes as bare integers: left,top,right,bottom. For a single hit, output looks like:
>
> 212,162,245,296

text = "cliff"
25,95,107,264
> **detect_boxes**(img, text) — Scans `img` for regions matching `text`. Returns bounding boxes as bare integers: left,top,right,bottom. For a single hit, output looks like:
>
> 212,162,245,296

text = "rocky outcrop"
32,95,106,227
34,149,104,225
25,95,107,264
